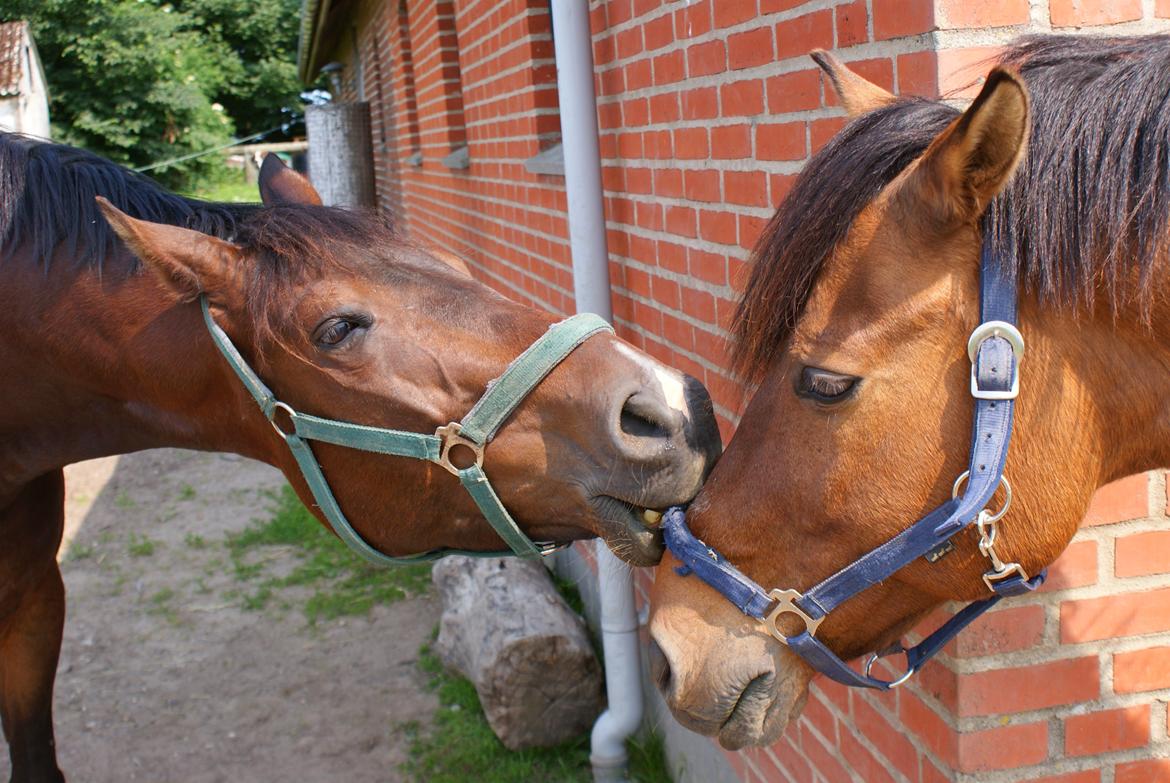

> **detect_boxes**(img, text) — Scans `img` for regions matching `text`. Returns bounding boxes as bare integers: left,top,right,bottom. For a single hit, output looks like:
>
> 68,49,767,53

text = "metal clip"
435,422,486,476
968,320,1024,401
763,588,823,645
976,509,1029,593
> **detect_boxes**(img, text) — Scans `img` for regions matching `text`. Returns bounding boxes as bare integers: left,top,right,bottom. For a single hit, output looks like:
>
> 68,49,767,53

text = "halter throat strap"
664,241,1045,690
201,296,612,565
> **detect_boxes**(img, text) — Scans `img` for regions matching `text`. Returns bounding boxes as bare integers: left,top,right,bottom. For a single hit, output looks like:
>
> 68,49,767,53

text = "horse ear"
901,67,1029,226
811,49,896,117
258,153,322,206
429,248,473,278
96,197,246,302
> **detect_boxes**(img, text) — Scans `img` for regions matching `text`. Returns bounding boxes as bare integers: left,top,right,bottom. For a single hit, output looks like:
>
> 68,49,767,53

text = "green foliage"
406,643,673,783
225,485,432,624
2,0,303,189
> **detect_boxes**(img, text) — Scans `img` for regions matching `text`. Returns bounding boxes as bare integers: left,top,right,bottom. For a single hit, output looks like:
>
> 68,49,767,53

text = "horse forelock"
733,33,1170,383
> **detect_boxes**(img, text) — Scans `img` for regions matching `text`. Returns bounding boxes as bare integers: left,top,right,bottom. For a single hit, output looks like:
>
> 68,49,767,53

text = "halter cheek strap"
201,295,613,566
664,241,1045,690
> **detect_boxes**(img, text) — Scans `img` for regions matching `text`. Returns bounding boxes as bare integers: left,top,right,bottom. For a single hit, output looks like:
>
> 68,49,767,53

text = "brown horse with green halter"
650,34,1170,749
0,135,720,781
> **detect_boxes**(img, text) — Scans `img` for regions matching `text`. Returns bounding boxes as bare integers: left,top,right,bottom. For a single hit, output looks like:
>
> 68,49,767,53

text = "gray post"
305,102,376,208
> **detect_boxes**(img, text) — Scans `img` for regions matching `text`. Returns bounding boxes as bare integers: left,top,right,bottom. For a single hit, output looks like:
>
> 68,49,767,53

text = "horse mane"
0,132,403,344
733,34,1170,381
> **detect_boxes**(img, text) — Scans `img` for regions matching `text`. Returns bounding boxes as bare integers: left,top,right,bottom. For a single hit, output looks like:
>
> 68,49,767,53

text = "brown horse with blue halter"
0,135,720,781
650,35,1170,749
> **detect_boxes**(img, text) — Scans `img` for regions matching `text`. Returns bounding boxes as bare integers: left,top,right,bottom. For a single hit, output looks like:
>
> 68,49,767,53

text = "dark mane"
0,133,401,341
733,34,1170,380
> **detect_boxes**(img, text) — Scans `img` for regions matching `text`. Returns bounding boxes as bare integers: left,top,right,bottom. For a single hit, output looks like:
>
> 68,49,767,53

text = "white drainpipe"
550,2,643,781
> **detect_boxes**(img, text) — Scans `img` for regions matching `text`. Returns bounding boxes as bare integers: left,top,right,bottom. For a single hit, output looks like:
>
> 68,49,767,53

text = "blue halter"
664,240,1046,690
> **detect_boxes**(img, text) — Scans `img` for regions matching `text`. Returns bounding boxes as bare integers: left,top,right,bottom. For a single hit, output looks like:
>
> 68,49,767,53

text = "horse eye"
798,367,859,404
313,316,368,348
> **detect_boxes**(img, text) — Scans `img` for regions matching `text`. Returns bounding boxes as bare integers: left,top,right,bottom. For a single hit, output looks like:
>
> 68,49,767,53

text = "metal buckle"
863,649,915,689
968,320,1024,400
763,588,823,645
435,422,485,477
268,401,298,439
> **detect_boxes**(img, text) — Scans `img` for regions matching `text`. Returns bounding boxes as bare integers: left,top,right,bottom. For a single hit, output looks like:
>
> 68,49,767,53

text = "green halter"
200,295,613,566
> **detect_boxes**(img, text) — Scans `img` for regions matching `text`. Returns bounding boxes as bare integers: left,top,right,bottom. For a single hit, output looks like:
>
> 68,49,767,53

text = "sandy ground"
0,449,438,783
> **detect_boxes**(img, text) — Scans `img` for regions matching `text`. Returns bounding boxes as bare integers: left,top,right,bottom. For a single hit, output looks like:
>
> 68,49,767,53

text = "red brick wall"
326,0,1170,780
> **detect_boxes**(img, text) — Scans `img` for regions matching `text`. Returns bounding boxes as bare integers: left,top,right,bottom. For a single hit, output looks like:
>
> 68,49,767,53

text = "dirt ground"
0,449,439,783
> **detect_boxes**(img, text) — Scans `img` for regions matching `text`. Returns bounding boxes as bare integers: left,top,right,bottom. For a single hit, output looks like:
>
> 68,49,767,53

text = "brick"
760,0,807,11
1065,705,1149,756
938,0,1029,28
684,169,721,202
686,40,726,78
720,80,764,116
710,124,751,159
681,87,718,120
727,27,774,70
625,59,652,91
1117,530,1170,577
723,171,768,207
835,1,868,47
698,210,737,246
643,13,674,50
873,0,934,40
958,656,1098,716
1051,0,1142,26
775,11,833,61
898,51,939,97
954,604,1045,657
653,169,683,198
652,50,685,85
649,92,679,124
766,69,821,114
715,0,758,28
1084,473,1148,526
1114,646,1170,693
738,214,768,252
1117,759,1170,783
756,122,805,161
673,127,708,159
674,1,712,40
810,116,848,153
1062,586,1170,642
838,728,897,783
615,26,642,59
680,287,715,322
665,206,697,237
850,58,895,93
1041,539,1098,592
1160,0,1170,18
957,721,1048,773
690,250,728,285
800,722,854,783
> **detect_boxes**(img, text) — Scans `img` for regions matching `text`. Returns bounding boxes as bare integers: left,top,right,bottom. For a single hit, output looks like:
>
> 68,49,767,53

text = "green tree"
171,0,304,140
2,0,304,189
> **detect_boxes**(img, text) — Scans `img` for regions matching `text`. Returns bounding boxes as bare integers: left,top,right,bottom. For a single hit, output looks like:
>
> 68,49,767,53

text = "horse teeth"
642,509,663,527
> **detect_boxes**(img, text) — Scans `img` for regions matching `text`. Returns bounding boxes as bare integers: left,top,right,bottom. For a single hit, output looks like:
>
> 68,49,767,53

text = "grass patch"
64,541,94,561
177,483,197,501
404,642,671,783
127,533,158,557
188,176,260,204
225,484,431,623
185,533,207,549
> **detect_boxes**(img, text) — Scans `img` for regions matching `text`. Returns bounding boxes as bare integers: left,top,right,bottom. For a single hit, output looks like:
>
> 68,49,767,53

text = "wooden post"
305,103,375,208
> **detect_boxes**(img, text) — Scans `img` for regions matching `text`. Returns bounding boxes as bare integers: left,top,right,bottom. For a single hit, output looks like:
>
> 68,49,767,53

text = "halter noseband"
201,295,613,566
663,241,1046,690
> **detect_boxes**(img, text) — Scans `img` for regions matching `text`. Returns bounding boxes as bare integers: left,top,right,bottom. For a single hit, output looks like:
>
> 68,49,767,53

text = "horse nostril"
620,391,676,440
648,637,673,693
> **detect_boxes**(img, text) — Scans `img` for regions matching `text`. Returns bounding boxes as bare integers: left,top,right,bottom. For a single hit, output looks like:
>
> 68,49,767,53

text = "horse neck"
0,250,282,491
1026,282,1170,486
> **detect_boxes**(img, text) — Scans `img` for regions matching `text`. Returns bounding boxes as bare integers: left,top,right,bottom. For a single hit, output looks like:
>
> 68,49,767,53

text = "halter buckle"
968,320,1024,400
269,401,298,439
435,422,485,477
764,588,824,645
